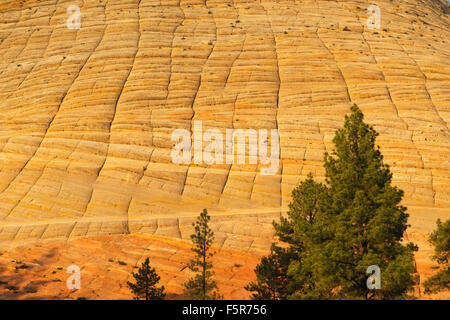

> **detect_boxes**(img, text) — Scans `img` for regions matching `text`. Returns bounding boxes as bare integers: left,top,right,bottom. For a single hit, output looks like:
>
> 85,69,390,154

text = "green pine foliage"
247,104,418,300
245,244,298,300
423,219,450,294
184,209,222,300
127,257,165,300
245,174,325,299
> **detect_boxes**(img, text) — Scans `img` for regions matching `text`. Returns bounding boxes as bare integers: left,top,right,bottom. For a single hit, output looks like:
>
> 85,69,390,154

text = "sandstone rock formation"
0,0,449,299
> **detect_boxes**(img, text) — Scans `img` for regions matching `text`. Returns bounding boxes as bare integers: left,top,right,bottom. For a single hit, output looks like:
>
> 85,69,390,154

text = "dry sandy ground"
0,234,262,300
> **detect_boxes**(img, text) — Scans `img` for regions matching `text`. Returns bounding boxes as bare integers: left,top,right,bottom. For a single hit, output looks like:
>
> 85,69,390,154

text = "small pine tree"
423,219,450,294
184,209,221,300
127,258,165,300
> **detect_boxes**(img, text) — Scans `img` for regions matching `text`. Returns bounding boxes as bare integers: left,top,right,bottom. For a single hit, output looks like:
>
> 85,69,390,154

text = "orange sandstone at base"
0,225,449,300
0,234,263,300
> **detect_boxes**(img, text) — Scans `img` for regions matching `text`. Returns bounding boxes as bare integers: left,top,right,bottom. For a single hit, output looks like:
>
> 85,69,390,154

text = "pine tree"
246,174,325,299
184,209,221,300
308,104,417,299
127,258,165,300
423,219,450,294
248,104,418,299
245,244,297,300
